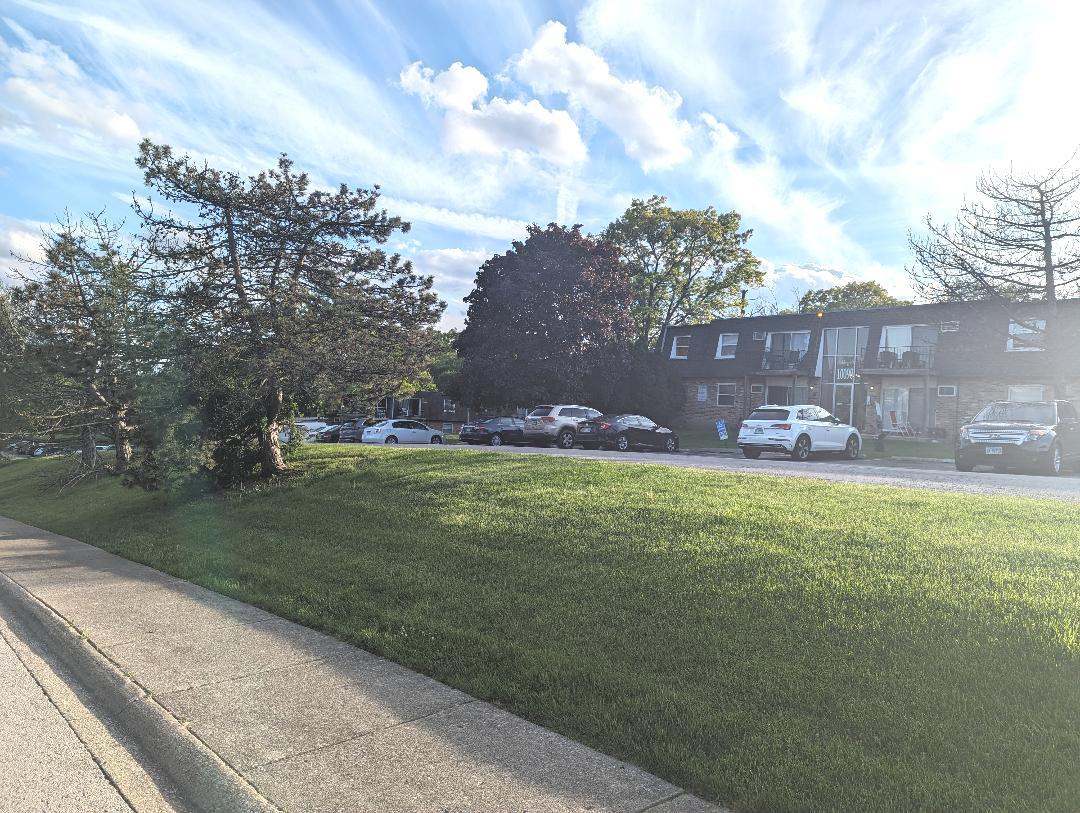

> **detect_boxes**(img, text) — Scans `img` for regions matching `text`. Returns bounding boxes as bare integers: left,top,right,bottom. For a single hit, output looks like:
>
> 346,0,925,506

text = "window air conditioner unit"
937,385,957,397
752,331,766,341
939,321,959,332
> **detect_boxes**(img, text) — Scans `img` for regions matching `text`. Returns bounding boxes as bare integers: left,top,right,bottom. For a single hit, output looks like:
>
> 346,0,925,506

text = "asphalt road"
0,615,132,812
437,443,1080,502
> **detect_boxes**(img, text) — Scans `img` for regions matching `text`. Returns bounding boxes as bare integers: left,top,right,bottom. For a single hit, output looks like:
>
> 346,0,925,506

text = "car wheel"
843,434,860,460
664,437,678,453
742,448,761,459
489,433,503,446
790,434,811,461
384,436,398,444
557,430,576,449
955,460,975,472
430,435,443,444
1040,443,1063,476
615,434,630,452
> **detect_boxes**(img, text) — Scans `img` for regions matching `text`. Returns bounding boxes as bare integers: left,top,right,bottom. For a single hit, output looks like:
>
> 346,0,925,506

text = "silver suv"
523,404,602,449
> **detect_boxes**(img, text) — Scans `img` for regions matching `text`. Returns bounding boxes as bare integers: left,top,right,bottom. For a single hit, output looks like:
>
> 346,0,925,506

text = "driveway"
439,443,1080,502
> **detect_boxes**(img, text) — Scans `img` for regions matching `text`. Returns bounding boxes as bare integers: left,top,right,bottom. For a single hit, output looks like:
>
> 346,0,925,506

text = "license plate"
985,446,1003,455
580,427,593,433
754,427,763,434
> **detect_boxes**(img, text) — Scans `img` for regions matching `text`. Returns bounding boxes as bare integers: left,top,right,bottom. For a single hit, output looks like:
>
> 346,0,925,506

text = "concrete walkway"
0,516,723,813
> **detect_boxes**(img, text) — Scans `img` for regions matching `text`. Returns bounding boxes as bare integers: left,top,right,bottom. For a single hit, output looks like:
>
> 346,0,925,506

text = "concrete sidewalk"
0,515,723,813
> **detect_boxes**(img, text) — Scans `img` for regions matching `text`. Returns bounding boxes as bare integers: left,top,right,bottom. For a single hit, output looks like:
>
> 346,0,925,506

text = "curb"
0,572,277,813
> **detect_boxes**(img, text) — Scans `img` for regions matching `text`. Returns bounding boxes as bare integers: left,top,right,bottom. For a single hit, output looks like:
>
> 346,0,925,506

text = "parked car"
361,419,444,445
460,417,526,446
316,424,342,443
522,404,602,449
337,417,383,443
576,414,680,452
737,404,862,461
955,399,1079,475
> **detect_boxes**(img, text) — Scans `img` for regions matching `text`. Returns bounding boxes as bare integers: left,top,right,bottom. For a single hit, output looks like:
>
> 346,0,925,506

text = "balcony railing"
869,345,936,370
761,349,808,370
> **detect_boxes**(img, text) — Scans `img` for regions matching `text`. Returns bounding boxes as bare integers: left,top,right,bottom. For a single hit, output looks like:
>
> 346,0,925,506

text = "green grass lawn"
0,447,1077,811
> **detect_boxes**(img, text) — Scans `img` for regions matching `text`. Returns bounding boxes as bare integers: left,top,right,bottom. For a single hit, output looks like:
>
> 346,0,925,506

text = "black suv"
955,400,1079,475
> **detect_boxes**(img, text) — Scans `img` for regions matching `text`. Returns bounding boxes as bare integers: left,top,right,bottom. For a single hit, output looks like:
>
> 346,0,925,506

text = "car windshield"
973,402,1055,424
748,408,790,421
528,406,553,416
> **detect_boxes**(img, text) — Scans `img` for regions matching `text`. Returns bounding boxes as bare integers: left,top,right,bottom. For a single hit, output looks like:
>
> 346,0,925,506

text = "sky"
2,0,1078,328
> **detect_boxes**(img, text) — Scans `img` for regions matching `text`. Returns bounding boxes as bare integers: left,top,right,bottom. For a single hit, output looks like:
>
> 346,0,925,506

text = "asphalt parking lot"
440,443,1080,502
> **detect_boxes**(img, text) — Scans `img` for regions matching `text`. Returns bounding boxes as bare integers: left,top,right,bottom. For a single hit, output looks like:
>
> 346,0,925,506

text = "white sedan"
737,404,861,461
361,419,444,445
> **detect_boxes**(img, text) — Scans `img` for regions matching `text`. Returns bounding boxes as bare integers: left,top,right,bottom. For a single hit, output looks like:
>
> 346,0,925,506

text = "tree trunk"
112,411,132,474
260,379,287,478
80,422,97,472
1039,191,1067,398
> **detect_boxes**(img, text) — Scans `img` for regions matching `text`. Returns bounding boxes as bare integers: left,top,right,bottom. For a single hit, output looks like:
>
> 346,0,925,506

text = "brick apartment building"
662,298,1080,437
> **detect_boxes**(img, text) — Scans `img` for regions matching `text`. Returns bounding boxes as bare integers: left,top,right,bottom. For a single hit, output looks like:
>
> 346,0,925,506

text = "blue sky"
2,0,1078,327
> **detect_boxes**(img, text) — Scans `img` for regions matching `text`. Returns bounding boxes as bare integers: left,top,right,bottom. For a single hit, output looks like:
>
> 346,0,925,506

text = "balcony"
761,350,808,371
865,345,936,372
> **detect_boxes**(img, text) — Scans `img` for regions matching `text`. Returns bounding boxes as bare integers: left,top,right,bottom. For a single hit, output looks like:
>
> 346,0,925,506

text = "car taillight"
540,416,556,423
599,422,612,430
769,423,791,430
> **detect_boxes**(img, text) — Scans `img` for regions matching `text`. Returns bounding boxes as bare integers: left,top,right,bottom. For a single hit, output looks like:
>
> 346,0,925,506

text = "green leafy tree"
798,281,909,313
0,214,161,474
134,140,444,483
604,196,762,351
455,224,632,409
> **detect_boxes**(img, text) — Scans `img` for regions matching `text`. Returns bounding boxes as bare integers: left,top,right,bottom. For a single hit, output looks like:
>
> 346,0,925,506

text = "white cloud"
0,17,141,160
513,20,692,172
0,214,48,285
401,60,586,167
410,246,490,329
381,197,530,241
400,61,487,111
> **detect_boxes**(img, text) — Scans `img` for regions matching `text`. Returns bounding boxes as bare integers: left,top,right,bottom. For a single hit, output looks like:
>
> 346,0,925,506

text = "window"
764,331,811,369
1006,319,1046,351
559,407,585,418
940,321,960,332
528,405,554,417
670,335,691,359
752,331,766,341
1059,402,1078,422
937,385,957,397
716,382,737,406
1007,384,1045,402
750,383,764,394
748,407,790,421
586,409,602,419
442,398,457,412
696,384,708,402
715,333,739,359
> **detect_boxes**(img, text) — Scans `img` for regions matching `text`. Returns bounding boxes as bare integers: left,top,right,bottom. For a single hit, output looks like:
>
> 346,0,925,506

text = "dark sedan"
460,416,526,446
576,414,679,452
956,399,1079,475
316,424,342,443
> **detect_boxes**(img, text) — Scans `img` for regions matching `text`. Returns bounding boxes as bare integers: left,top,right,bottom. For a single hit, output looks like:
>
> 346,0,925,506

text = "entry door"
832,384,854,426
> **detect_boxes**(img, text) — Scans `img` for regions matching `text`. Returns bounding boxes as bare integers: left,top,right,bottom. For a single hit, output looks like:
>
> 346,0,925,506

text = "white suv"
737,404,861,461
523,404,602,449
